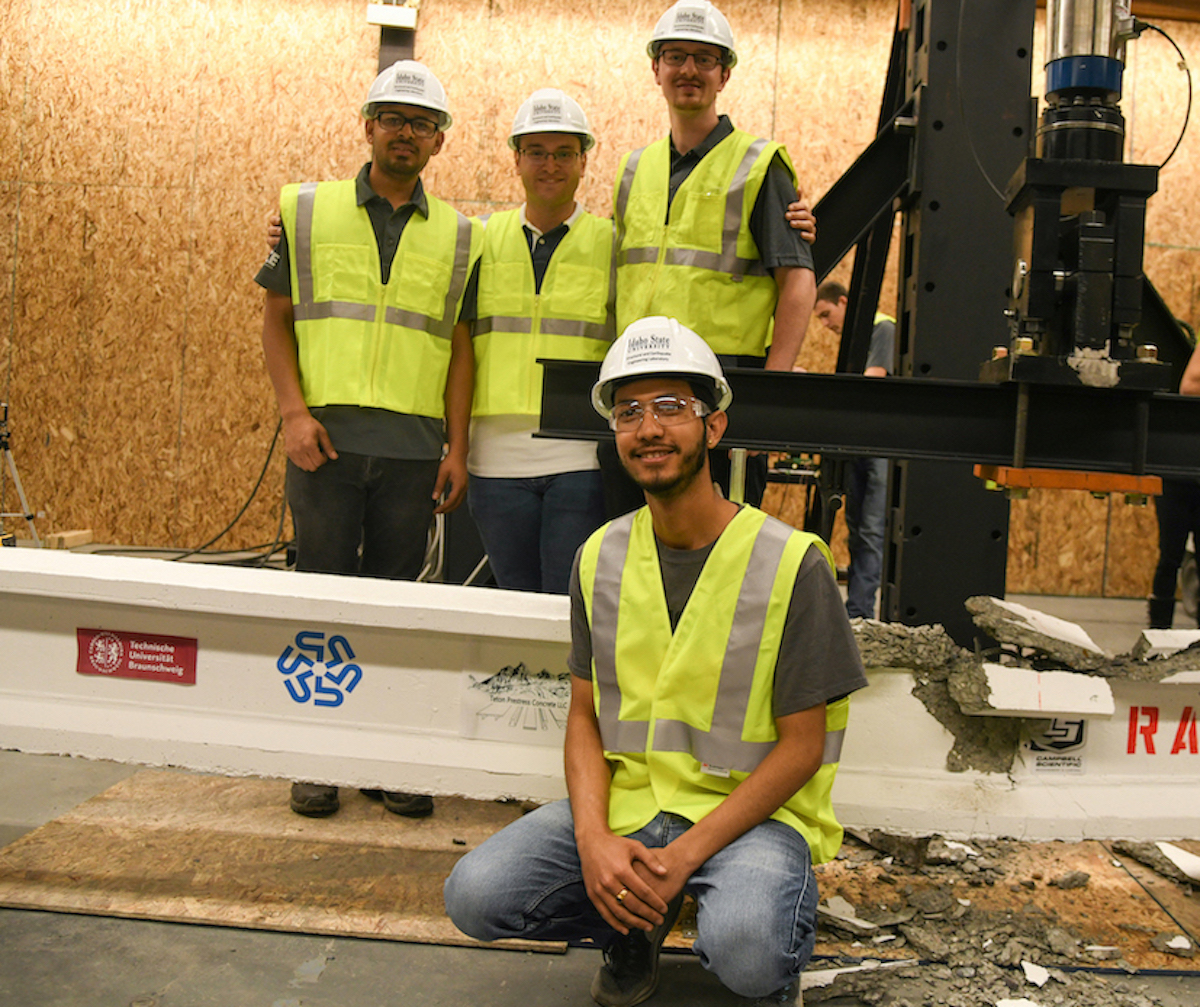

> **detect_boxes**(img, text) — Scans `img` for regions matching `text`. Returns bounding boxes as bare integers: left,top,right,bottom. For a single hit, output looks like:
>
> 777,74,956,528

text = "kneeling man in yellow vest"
445,318,868,1006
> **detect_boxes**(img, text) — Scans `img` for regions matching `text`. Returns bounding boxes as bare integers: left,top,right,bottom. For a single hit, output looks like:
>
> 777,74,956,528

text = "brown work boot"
590,892,684,1007
289,782,339,817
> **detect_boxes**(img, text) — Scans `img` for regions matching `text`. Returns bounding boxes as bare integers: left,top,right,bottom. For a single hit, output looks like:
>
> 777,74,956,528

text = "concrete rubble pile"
805,833,1197,1007
807,600,1200,1005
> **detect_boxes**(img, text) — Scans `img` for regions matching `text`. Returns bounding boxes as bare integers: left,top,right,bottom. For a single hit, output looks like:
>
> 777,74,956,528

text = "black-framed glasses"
609,394,711,432
657,48,724,70
518,148,582,165
375,112,440,138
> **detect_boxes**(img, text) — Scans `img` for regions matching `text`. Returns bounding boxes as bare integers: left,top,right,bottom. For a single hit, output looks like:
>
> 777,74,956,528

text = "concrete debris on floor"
801,828,1200,1007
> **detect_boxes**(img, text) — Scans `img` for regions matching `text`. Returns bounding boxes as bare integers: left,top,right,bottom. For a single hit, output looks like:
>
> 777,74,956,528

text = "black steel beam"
538,360,1200,479
809,106,914,282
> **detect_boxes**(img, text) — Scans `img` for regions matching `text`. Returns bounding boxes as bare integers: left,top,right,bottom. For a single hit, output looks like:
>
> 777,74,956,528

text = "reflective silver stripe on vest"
473,315,610,343
383,212,474,341
824,728,845,764
540,317,613,342
605,222,619,335
473,316,534,337
614,147,645,251
441,213,475,335
651,517,792,773
660,246,769,278
293,182,380,324
591,515,649,753
615,139,771,279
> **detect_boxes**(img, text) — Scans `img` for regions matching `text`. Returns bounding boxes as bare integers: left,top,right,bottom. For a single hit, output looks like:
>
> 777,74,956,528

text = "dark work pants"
1152,479,1200,612
286,454,439,580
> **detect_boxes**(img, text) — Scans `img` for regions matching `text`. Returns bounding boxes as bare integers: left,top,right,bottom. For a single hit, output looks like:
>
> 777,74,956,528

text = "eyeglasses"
609,394,711,432
657,48,724,70
518,148,582,165
374,112,440,138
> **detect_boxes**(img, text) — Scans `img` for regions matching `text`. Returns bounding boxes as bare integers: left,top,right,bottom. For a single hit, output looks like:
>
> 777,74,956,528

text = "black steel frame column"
882,0,1036,644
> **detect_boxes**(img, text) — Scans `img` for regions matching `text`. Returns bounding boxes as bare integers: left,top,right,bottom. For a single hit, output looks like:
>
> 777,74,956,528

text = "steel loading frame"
538,0,1200,645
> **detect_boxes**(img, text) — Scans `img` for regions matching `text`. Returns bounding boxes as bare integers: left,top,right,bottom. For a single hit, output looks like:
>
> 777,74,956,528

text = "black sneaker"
590,892,684,1007
741,982,800,1005
381,791,434,817
289,783,339,817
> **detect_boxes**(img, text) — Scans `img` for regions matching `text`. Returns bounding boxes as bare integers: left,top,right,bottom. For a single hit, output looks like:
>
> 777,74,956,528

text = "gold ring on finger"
615,887,629,903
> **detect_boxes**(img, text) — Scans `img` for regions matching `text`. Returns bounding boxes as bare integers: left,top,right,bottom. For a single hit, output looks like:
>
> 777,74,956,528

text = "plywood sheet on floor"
0,770,560,952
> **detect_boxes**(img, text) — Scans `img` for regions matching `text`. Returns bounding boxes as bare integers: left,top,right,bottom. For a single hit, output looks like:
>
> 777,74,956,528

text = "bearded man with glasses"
446,318,866,1006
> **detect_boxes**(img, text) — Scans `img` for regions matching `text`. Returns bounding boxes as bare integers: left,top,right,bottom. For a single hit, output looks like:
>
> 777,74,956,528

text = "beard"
622,431,709,501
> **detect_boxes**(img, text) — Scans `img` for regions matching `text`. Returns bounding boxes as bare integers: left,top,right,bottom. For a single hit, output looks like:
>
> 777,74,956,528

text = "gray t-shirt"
866,316,897,374
568,521,868,717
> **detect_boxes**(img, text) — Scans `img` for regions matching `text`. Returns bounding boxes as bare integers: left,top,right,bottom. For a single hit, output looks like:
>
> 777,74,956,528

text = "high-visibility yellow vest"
280,179,480,419
473,209,616,416
875,312,896,325
613,129,795,356
577,506,851,864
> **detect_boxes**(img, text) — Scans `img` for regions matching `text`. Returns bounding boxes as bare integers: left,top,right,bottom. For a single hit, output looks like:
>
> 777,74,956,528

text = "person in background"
811,280,895,620
1149,332,1200,629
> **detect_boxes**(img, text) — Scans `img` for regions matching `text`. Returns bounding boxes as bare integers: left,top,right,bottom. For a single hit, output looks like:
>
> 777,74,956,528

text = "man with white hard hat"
458,88,613,595
445,317,866,1006
255,60,481,820
601,0,819,514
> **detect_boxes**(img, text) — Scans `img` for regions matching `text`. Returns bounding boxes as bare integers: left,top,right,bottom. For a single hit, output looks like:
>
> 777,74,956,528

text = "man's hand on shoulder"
282,411,337,471
578,830,669,935
785,187,816,245
267,210,283,250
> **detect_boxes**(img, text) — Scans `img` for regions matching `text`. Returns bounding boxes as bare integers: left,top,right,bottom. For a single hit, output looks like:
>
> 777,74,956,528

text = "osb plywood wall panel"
0,0,1194,601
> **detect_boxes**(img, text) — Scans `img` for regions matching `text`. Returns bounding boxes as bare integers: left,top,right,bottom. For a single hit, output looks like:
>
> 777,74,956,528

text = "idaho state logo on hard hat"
391,71,425,96
675,9,707,30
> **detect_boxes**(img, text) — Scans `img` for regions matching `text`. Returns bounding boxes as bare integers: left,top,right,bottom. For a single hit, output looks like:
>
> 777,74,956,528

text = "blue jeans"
468,471,606,595
444,800,819,998
845,456,888,619
286,454,438,579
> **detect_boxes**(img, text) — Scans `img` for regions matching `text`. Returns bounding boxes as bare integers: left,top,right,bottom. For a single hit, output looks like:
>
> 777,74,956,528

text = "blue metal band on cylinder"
1046,56,1123,98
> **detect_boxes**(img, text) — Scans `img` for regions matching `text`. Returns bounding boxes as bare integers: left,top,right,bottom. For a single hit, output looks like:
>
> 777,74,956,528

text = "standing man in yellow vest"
812,281,896,620
461,89,613,594
445,318,866,1006
601,0,819,515
256,60,480,819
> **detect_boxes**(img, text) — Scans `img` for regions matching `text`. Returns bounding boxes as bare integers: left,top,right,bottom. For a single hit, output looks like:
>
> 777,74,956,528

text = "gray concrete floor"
2,595,1198,1006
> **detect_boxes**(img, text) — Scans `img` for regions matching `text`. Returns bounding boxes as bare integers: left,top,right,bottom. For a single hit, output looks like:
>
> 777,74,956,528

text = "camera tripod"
0,403,41,547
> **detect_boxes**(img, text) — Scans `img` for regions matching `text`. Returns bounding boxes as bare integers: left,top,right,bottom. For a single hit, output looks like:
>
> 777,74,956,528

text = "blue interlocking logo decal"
276,630,362,707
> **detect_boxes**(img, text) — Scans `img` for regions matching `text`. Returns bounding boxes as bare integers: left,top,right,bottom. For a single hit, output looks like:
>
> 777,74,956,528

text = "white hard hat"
592,317,733,418
509,88,596,152
362,60,453,129
647,0,737,68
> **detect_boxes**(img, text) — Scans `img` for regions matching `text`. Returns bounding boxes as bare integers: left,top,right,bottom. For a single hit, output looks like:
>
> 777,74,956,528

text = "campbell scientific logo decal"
77,628,198,685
